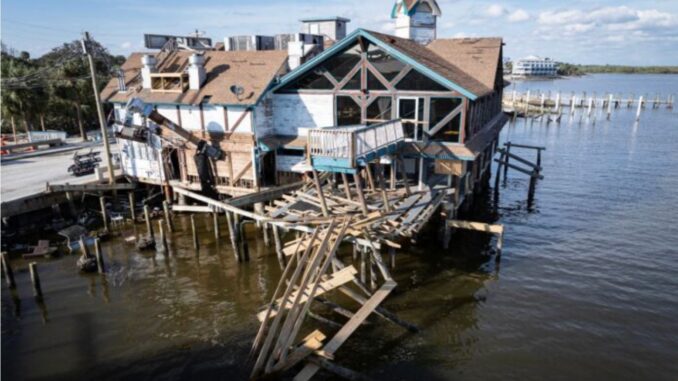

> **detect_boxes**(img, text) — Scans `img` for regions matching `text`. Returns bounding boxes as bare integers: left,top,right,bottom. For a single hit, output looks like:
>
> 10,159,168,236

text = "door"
398,97,425,141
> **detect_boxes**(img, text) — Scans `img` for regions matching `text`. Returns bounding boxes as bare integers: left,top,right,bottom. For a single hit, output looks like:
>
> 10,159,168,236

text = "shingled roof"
101,50,288,106
366,30,494,97
427,38,503,92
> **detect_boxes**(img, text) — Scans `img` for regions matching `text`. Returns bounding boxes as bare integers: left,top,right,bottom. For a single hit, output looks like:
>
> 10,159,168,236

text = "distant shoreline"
556,64,678,76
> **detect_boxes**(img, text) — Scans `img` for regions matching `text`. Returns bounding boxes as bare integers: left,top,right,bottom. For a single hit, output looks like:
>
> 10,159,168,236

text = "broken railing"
308,120,405,169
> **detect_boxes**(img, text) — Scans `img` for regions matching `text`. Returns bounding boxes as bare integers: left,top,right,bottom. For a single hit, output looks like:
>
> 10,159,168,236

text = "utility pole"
82,31,115,185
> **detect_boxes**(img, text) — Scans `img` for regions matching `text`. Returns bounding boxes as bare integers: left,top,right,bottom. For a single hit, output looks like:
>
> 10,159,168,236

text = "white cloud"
486,4,506,18
120,41,132,49
508,9,530,23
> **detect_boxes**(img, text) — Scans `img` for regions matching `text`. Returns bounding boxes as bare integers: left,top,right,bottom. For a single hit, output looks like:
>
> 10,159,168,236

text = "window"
367,45,406,82
367,70,387,91
429,97,462,127
396,69,449,91
324,43,362,82
336,96,361,126
366,97,393,124
280,67,334,91
342,71,361,90
431,114,461,143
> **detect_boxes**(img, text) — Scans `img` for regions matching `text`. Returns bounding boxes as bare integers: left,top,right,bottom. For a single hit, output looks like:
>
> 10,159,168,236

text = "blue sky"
2,0,677,65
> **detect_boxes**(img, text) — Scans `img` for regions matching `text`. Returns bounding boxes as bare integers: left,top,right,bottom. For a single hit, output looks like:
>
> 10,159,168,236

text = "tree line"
1,39,126,140
557,63,678,76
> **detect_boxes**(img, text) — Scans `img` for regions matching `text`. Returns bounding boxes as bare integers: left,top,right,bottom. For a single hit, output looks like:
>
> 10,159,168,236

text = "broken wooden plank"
257,266,357,321
294,281,397,381
447,220,503,235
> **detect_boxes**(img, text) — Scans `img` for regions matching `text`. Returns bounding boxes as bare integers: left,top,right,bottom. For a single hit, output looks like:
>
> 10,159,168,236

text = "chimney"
287,41,304,70
141,55,157,89
188,53,206,90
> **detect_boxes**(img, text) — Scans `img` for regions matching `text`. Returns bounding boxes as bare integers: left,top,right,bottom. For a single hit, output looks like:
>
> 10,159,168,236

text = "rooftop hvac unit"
224,35,275,51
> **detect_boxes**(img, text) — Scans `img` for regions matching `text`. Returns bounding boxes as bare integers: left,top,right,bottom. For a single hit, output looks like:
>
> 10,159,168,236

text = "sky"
1,0,677,65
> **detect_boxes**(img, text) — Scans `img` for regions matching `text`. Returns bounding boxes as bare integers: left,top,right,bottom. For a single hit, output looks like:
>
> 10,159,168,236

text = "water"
3,74,678,380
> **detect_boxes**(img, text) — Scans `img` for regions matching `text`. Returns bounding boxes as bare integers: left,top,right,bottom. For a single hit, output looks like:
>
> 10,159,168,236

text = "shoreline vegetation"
557,63,678,76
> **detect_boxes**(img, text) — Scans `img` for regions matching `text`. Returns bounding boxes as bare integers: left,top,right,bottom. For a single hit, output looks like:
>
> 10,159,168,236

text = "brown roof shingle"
101,50,289,106
366,30,493,97
427,37,503,92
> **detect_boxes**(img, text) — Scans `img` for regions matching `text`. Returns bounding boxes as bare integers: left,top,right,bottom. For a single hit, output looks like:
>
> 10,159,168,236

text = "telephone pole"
82,31,115,184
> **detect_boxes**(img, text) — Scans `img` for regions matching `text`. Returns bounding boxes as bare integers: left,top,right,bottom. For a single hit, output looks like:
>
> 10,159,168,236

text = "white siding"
228,107,253,133
157,105,180,125
179,106,202,131
119,135,165,182
272,93,334,136
203,105,226,133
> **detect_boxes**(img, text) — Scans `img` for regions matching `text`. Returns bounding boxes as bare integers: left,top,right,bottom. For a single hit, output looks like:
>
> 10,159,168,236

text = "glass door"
398,97,425,141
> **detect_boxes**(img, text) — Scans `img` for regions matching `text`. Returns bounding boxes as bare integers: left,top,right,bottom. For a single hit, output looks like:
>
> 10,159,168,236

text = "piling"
239,222,250,262
554,92,561,113
607,94,613,120
388,247,396,270
94,238,105,273
29,262,43,299
99,196,109,232
524,90,530,115
190,214,199,250
80,237,90,257
144,205,154,240
272,225,285,269
1,252,16,289
128,192,137,222
162,201,173,232
370,253,377,291
636,96,644,121
213,212,221,240
226,212,241,262
503,142,511,179
360,248,367,284
159,220,169,253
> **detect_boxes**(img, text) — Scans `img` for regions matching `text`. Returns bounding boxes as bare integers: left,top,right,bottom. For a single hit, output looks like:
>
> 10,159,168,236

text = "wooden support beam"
496,148,542,171
46,182,135,193
311,169,330,217
171,205,214,213
294,281,397,381
494,159,544,180
353,172,369,215
341,173,352,201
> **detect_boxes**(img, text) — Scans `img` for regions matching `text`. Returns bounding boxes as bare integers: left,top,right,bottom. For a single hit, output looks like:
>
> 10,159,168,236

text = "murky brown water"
3,74,678,381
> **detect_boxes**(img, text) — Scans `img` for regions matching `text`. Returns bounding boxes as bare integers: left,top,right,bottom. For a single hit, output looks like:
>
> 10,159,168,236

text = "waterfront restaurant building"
512,55,558,77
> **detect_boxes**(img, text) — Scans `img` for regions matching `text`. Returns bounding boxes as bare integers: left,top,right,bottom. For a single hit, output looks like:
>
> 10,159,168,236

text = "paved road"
1,142,118,202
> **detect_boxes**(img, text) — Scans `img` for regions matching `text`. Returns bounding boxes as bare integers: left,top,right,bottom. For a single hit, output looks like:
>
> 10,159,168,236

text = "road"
1,141,118,203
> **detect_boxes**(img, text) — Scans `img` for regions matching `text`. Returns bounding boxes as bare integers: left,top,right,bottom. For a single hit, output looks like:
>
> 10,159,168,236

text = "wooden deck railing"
308,120,404,167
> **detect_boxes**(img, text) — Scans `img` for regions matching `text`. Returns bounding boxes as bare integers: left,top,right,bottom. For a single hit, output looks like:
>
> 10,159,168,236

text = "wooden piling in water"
273,225,285,269
191,214,199,250
636,96,644,121
503,142,511,179
1,252,16,289
29,262,42,299
213,212,221,240
226,212,241,262
360,248,366,284
607,94,613,120
239,222,250,262
128,192,137,222
94,238,105,273
144,205,154,240
162,201,173,232
99,196,109,232
159,220,169,254
311,169,330,217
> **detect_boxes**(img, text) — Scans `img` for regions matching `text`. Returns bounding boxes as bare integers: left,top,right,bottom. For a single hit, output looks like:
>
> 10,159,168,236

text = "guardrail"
308,120,404,167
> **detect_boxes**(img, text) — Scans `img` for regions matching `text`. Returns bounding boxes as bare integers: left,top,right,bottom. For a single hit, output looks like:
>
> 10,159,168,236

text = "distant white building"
512,56,558,77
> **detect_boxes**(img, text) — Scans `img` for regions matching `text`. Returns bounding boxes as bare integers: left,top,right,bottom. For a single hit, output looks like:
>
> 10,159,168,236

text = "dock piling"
29,262,43,299
94,238,105,273
162,201,173,232
213,212,221,240
99,196,109,232
1,252,16,289
226,212,241,262
273,225,285,269
159,220,169,254
144,205,154,240
191,214,199,250
636,96,644,121
128,192,137,222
